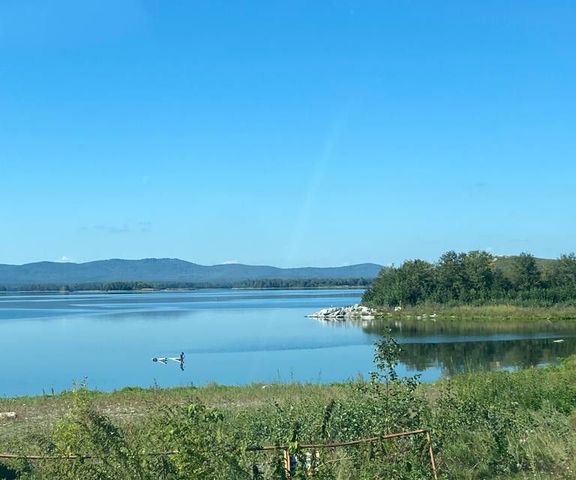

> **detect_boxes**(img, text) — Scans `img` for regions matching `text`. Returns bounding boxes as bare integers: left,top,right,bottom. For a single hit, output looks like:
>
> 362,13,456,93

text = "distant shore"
0,284,368,294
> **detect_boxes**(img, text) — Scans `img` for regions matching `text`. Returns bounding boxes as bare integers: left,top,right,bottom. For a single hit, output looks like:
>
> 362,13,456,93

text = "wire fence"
0,428,438,479
246,428,438,479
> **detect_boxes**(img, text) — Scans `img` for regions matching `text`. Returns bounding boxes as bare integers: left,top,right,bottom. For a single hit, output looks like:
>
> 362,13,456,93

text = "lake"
1,289,576,397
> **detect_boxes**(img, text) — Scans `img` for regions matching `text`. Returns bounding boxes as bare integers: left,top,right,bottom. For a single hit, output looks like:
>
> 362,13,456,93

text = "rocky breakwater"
306,304,377,322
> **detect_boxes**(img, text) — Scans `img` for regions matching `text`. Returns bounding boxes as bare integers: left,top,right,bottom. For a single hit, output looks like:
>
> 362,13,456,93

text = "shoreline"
1,357,576,479
373,304,576,321
0,285,367,295
307,303,576,323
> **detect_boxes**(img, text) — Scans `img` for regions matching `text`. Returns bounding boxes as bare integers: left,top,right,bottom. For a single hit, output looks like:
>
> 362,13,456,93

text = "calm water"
1,289,576,397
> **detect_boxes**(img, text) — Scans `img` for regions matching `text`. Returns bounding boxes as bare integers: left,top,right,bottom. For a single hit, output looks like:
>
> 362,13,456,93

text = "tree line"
0,277,372,293
363,251,576,307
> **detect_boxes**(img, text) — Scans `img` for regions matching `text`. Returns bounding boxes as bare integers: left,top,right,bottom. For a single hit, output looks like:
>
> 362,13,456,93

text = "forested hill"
363,252,576,307
0,259,381,288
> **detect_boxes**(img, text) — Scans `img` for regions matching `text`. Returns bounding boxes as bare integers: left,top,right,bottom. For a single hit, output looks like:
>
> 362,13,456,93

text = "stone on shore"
306,304,376,322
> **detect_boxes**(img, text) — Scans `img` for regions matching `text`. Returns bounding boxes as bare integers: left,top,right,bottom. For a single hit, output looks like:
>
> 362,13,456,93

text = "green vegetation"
372,304,576,321
363,251,576,308
232,278,372,289
0,278,372,293
2,340,576,479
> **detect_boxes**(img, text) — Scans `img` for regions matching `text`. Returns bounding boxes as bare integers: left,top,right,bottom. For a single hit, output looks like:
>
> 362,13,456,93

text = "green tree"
511,253,542,291
435,251,467,302
463,251,496,300
549,253,576,290
396,259,435,305
363,267,402,307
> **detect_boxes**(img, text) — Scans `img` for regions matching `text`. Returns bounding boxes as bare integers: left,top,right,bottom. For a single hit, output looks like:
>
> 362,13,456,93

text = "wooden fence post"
283,448,291,479
425,430,438,480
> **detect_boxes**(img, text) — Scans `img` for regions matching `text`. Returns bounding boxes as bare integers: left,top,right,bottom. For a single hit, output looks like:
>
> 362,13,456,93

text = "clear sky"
1,1,575,267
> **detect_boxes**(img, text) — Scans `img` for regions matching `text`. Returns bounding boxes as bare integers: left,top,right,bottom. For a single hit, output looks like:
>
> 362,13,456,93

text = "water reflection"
355,318,576,376
400,337,576,376
0,289,368,396
3,288,576,396
152,352,185,371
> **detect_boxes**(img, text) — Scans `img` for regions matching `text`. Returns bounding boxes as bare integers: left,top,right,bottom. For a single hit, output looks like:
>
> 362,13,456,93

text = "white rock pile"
306,304,376,321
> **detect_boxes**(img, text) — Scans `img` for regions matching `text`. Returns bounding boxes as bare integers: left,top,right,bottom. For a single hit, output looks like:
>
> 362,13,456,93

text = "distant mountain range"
0,259,383,287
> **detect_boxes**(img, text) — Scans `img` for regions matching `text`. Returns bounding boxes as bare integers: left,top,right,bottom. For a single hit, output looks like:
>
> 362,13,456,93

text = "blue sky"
1,1,575,267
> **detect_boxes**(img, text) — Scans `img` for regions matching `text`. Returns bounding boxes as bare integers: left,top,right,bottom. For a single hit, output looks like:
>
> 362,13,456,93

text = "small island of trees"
363,251,576,307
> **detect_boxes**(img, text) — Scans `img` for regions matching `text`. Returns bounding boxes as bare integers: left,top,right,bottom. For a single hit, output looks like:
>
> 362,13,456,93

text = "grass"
493,256,557,279
373,303,576,321
2,357,576,478
0,383,347,448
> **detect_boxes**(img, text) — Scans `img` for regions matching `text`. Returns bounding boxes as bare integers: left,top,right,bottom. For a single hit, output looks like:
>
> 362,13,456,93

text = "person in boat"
169,352,185,370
